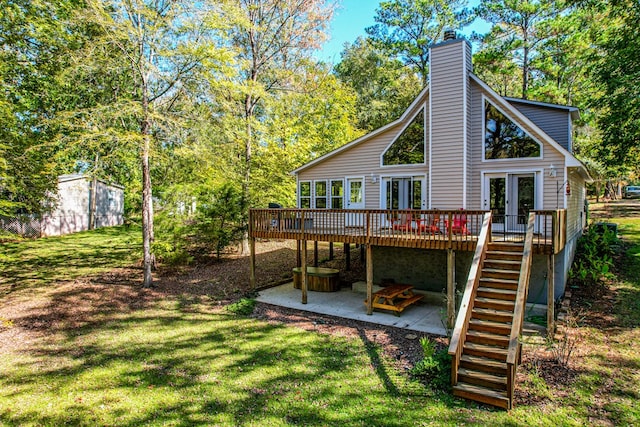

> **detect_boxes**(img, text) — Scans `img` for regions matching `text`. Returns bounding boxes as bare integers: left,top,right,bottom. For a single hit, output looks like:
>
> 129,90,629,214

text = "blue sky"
317,0,491,63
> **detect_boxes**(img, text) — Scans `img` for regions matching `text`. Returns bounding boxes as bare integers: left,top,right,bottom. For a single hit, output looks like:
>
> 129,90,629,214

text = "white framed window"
299,181,311,208
382,107,426,166
330,180,344,209
315,180,328,208
483,98,542,161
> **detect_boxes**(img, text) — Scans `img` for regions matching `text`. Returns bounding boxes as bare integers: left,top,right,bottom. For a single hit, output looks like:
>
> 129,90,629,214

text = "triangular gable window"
382,108,425,165
484,100,541,159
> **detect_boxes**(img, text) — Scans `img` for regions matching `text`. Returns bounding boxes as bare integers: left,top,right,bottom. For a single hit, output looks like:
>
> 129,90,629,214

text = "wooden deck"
249,209,565,255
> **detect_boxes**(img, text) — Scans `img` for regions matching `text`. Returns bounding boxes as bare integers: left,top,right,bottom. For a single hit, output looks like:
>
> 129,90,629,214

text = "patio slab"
256,282,448,336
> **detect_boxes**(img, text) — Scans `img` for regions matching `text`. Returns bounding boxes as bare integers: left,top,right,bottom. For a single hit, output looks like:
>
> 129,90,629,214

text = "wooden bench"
365,284,423,315
292,267,340,292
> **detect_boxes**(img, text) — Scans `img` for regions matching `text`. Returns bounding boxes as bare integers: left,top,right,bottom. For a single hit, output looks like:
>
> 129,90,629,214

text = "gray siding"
509,101,572,152
430,39,471,209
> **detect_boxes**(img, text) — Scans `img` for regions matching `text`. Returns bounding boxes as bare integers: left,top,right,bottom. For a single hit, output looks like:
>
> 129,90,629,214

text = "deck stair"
451,241,523,409
449,212,536,410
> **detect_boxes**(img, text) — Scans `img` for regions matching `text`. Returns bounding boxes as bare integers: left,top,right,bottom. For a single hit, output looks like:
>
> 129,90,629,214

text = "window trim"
482,95,543,162
379,174,427,210
330,179,344,209
298,178,345,209
380,105,427,168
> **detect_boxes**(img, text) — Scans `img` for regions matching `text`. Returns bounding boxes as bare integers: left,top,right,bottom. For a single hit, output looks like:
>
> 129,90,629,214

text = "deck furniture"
417,213,441,234
292,267,340,292
446,212,471,235
365,284,423,314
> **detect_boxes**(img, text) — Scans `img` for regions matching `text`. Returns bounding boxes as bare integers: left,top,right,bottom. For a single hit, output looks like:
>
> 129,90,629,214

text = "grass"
1,208,639,426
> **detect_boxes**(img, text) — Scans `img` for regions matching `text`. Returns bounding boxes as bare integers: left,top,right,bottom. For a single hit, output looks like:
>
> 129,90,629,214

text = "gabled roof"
291,85,430,175
470,74,591,181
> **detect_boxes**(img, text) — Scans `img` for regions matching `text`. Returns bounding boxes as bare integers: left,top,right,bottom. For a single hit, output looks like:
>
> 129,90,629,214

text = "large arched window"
484,101,541,160
383,108,425,165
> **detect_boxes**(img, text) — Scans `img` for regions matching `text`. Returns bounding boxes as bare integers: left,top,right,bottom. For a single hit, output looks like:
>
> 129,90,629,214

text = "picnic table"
365,284,423,315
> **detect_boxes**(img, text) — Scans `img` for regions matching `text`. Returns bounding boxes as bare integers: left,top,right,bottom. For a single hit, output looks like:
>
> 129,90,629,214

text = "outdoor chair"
445,211,470,235
417,213,441,234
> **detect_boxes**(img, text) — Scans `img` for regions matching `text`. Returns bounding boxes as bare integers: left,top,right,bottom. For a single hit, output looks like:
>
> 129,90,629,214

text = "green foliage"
410,337,451,390
194,183,246,259
152,211,194,266
366,0,471,85
569,224,619,285
226,298,257,316
334,36,421,132
590,0,640,169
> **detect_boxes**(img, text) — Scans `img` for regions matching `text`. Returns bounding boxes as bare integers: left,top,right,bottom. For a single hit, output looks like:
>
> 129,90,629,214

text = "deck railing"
250,209,488,250
249,208,566,253
506,212,536,409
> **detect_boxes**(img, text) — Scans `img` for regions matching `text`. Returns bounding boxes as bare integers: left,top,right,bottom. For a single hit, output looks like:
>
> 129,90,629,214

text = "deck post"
314,241,319,267
547,254,555,338
301,210,307,304
249,236,256,290
344,242,350,270
366,244,373,315
447,249,456,328
296,240,301,267
329,242,334,260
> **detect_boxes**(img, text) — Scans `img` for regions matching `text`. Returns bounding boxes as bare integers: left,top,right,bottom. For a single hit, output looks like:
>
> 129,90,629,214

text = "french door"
483,173,537,232
383,176,426,210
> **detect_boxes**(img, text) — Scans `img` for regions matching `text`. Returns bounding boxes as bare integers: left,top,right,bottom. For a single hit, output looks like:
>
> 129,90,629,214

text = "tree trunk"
241,96,253,255
141,92,155,287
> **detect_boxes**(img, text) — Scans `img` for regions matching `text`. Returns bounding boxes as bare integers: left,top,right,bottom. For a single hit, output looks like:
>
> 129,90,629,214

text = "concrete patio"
256,282,448,335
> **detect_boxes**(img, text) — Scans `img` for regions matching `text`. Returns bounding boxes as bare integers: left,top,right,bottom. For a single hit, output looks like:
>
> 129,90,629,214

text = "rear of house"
292,36,589,305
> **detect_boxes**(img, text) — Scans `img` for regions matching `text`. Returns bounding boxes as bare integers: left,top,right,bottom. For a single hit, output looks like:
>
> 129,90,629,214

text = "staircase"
449,212,536,410
452,242,523,409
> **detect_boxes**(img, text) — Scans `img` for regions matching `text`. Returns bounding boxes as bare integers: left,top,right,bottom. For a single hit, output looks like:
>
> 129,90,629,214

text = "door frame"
481,169,543,232
345,176,365,227
379,174,427,210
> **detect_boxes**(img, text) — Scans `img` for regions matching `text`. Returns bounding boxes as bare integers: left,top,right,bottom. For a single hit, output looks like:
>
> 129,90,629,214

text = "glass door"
484,175,507,232
483,172,537,233
346,177,364,226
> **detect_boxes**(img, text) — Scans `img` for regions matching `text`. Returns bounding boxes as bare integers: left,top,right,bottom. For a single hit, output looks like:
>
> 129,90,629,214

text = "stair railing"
448,212,492,385
506,212,535,409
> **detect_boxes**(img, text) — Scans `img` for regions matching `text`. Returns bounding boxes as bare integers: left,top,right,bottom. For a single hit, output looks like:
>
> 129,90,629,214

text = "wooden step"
476,287,517,301
486,242,524,253
466,330,509,347
479,277,519,290
453,382,510,409
472,307,514,323
468,318,512,335
483,259,522,271
486,250,523,261
474,296,515,311
481,268,520,280
462,342,508,361
460,354,508,375
457,368,507,391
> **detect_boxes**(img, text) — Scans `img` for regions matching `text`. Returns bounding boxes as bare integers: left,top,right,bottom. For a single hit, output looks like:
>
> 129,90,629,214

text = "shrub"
226,298,256,316
569,224,619,285
411,337,451,390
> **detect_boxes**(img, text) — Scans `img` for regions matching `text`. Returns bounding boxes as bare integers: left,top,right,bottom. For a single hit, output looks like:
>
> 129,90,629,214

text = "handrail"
506,211,535,405
448,212,492,385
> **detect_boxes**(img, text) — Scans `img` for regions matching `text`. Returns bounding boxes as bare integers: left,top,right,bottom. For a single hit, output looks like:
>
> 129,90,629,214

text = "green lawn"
0,214,639,426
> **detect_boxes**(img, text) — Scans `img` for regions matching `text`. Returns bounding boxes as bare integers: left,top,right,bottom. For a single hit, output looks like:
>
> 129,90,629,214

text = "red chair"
417,213,441,234
445,211,470,235
390,212,414,232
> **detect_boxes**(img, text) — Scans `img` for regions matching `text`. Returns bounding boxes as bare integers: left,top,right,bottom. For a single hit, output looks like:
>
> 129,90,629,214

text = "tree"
590,0,640,168
366,0,471,86
63,0,233,286
228,0,334,252
334,37,422,131
474,0,562,99
0,0,78,216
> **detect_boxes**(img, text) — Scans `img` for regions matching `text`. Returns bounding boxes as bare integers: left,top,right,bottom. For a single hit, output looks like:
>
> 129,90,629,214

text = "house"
249,32,590,408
